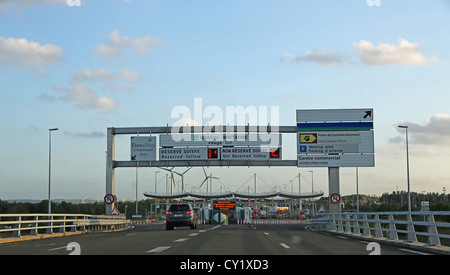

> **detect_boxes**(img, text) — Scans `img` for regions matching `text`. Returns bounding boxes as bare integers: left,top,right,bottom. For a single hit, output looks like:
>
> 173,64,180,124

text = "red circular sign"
330,193,341,204
104,194,115,204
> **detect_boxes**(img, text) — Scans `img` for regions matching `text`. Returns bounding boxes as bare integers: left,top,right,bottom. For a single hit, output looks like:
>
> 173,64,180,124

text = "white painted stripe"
189,233,199,237
264,232,269,235
48,246,66,251
208,225,221,230
173,238,189,242
146,246,171,253
399,248,432,255
280,243,290,249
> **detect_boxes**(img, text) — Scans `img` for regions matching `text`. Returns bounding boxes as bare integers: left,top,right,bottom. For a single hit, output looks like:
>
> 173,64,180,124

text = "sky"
1,0,450,202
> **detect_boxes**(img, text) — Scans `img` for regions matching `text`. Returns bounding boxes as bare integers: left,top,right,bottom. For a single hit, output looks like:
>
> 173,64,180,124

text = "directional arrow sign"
297,108,374,122
364,110,372,119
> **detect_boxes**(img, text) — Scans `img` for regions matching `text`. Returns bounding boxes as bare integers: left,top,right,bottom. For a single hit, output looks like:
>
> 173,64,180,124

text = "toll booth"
201,207,212,224
236,207,252,224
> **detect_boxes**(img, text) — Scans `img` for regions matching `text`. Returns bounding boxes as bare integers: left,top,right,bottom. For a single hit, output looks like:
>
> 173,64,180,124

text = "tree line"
334,191,450,212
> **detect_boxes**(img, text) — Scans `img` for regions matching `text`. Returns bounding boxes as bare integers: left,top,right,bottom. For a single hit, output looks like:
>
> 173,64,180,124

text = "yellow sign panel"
299,133,317,144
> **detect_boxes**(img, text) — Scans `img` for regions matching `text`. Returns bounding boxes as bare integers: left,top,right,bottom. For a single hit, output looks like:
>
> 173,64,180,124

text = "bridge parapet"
310,211,450,255
0,213,130,244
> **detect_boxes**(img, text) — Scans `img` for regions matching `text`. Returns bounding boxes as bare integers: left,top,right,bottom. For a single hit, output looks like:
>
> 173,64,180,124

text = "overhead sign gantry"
105,108,375,215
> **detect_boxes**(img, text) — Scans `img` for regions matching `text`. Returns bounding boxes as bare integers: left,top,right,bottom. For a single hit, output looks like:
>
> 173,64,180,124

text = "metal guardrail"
309,211,450,254
0,214,130,242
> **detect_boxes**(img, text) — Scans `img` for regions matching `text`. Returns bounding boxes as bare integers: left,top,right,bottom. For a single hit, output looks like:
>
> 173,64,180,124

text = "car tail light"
167,211,172,215
186,210,193,214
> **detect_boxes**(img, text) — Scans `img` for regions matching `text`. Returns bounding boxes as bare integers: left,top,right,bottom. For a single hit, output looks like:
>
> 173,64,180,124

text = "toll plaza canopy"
143,191,324,200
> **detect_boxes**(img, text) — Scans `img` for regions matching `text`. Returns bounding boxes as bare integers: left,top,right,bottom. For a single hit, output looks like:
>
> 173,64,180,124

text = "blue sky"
1,0,450,201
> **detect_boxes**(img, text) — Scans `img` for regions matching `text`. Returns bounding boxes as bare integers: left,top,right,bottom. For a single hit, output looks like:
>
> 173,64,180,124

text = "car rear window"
169,204,190,211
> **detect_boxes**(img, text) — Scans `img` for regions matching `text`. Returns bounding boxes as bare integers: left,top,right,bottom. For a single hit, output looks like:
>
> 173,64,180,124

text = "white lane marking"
280,243,290,249
208,225,221,230
189,233,199,237
126,233,137,236
173,238,189,242
146,246,171,253
48,246,67,251
399,248,432,255
264,232,269,235
198,230,206,233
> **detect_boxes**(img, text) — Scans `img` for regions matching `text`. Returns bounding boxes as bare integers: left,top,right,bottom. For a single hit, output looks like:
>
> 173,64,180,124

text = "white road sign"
221,147,281,160
297,154,375,167
131,136,157,161
159,148,213,160
160,133,281,147
297,131,374,154
297,108,373,122
296,108,375,168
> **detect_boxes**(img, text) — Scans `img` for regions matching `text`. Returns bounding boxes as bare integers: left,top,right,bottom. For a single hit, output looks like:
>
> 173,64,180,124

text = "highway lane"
0,221,432,255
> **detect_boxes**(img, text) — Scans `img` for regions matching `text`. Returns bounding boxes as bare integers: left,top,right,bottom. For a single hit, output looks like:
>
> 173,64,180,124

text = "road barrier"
0,213,130,244
310,211,450,255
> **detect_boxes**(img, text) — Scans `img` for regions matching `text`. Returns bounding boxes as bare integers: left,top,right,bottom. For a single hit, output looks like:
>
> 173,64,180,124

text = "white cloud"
92,44,119,57
279,53,294,63
51,84,118,110
353,38,439,66
0,36,64,71
72,69,121,82
296,49,349,66
393,113,450,146
122,68,140,83
280,49,349,66
71,67,140,84
64,130,106,138
0,0,66,12
93,29,163,58
282,38,440,68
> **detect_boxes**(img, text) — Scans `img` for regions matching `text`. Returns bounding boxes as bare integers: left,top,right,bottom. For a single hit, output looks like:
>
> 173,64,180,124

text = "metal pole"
399,125,411,212
254,173,256,195
298,173,302,212
356,167,359,213
406,127,411,212
309,171,314,216
105,128,115,215
48,128,58,214
136,160,139,216
136,133,139,216
155,171,159,193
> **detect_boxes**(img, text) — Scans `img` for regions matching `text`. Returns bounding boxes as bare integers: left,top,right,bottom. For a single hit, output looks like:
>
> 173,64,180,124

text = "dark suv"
166,203,198,230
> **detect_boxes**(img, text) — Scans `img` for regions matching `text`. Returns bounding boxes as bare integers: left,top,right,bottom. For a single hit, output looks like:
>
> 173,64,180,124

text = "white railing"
0,214,130,242
310,211,450,254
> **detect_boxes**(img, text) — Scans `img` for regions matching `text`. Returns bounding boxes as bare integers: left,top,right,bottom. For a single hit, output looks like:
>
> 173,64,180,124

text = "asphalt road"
0,221,431,256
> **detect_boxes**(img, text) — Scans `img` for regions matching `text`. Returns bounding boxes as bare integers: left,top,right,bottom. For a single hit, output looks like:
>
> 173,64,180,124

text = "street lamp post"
398,125,411,212
48,128,58,214
309,171,314,216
